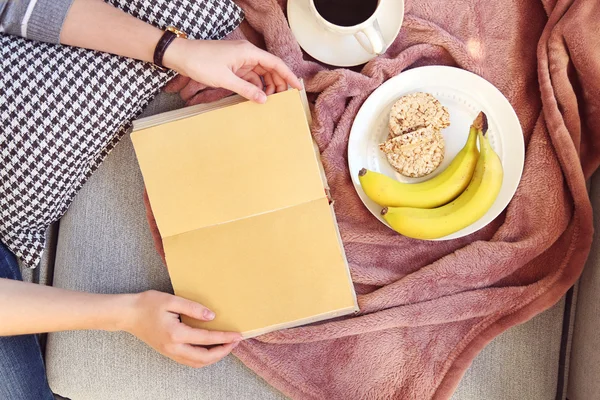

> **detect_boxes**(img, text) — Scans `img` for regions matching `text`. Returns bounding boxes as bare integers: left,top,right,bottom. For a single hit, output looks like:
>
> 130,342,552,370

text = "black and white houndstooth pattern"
0,0,244,268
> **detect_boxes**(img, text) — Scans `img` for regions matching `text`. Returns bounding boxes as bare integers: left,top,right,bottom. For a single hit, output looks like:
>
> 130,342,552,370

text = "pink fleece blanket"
145,0,600,398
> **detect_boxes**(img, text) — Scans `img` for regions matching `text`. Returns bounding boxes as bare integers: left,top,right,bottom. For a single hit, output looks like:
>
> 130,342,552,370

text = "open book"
131,89,358,338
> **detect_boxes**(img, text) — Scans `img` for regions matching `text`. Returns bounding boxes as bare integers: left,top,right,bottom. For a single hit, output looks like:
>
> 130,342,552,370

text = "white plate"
287,0,404,67
348,66,524,240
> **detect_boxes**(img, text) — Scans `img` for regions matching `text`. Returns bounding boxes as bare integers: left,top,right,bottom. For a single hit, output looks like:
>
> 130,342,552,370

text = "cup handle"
354,20,384,55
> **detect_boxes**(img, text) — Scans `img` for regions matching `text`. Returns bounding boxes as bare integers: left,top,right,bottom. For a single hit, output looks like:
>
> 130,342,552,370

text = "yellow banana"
381,112,503,240
358,118,479,208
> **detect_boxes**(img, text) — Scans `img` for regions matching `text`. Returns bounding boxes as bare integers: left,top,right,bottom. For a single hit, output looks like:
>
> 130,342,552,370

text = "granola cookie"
388,92,450,137
379,126,445,178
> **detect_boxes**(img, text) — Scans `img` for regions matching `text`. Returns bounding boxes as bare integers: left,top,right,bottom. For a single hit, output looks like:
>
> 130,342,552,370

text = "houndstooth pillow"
0,0,244,268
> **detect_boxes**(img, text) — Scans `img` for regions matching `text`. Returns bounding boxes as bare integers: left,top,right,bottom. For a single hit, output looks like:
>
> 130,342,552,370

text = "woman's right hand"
122,290,242,368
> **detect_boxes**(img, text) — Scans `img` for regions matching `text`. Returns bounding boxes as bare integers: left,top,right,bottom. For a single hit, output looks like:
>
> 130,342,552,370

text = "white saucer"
287,0,405,67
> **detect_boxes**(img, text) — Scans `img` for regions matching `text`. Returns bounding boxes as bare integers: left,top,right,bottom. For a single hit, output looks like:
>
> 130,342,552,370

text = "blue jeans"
0,242,54,400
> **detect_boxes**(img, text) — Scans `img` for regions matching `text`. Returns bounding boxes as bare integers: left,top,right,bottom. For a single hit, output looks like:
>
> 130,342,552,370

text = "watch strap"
153,27,187,71
153,30,178,71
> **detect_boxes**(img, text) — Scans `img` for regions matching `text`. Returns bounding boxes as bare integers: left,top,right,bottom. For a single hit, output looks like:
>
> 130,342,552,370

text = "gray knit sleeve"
0,0,75,43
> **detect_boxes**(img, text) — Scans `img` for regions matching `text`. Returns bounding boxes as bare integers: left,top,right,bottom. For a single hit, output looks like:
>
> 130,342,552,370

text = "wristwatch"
153,26,188,72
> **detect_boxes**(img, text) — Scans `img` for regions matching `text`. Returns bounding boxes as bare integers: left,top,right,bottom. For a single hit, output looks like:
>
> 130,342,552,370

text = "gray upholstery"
568,172,600,400
38,223,59,286
453,298,565,400
45,92,570,400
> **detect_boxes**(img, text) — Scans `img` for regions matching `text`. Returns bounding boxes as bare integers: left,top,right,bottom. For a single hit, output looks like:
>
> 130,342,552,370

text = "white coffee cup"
308,0,386,55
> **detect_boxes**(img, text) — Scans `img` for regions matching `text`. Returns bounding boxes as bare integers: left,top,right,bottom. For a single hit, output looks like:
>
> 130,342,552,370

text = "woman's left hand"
164,39,302,103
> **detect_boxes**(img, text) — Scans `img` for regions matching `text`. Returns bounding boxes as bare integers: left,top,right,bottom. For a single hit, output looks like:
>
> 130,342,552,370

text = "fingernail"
204,309,215,320
234,337,243,343
256,91,267,103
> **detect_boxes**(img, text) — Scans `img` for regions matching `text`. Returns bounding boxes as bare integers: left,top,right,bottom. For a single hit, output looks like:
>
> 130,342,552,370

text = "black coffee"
314,0,378,27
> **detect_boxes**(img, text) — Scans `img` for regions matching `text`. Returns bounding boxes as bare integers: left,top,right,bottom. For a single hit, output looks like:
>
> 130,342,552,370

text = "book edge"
240,303,359,339
328,200,360,311
132,94,247,132
132,83,307,132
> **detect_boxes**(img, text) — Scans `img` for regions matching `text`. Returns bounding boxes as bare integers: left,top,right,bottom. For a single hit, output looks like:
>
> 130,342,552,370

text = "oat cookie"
379,126,445,178
388,92,450,137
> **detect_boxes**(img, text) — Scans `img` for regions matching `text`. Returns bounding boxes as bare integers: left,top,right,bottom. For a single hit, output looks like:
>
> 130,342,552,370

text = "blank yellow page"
131,90,325,238
163,197,357,337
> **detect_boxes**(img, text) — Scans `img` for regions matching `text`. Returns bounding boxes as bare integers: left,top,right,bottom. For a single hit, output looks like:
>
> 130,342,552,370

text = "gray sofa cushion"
45,92,568,400
453,297,565,400
568,172,600,400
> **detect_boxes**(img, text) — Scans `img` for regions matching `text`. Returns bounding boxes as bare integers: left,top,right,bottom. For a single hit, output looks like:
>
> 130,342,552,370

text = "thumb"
222,73,267,104
168,296,216,321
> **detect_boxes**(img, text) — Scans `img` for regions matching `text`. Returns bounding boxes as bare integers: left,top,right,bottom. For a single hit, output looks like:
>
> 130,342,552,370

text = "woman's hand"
164,39,302,103
123,290,242,368
0,279,240,368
